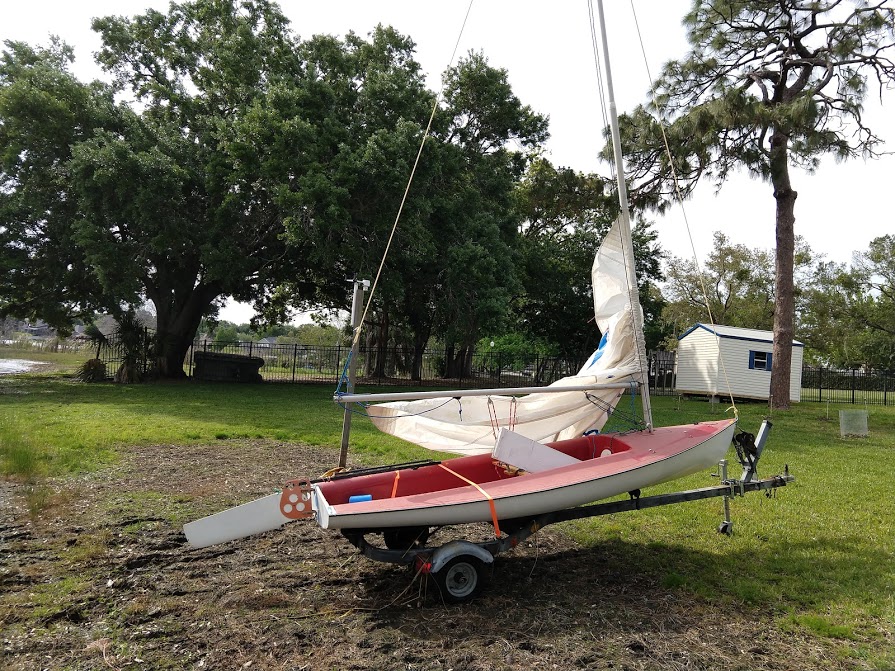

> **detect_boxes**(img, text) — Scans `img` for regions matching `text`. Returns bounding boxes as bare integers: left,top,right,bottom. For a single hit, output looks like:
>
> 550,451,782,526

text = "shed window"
749,350,772,371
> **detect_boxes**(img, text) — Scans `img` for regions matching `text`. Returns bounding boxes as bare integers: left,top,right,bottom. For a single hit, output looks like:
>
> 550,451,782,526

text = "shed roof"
679,323,804,347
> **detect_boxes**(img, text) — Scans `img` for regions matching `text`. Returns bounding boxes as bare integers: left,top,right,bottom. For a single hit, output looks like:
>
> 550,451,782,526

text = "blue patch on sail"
586,330,610,369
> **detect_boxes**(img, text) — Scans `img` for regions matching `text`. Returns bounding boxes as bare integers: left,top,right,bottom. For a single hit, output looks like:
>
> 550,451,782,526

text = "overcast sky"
4,1,894,324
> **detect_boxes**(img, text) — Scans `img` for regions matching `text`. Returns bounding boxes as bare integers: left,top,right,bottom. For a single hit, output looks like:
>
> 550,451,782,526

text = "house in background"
675,324,804,403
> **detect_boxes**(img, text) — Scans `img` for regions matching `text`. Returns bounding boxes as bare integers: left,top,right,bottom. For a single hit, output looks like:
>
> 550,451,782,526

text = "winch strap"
438,464,501,537
390,470,401,498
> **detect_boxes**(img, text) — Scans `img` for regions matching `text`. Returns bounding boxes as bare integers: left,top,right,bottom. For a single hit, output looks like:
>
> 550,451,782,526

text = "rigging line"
350,0,476,351
587,2,611,170
335,395,457,420
585,390,644,431
334,349,353,396
628,0,738,416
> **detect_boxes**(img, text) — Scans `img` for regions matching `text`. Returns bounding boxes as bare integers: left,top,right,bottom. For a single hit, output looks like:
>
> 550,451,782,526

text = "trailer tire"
433,555,486,603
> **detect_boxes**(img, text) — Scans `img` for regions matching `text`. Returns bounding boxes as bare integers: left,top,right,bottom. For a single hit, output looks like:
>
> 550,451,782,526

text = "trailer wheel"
433,555,486,603
717,521,733,535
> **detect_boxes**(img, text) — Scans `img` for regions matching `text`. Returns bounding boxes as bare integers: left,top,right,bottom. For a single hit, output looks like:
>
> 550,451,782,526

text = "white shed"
675,324,803,403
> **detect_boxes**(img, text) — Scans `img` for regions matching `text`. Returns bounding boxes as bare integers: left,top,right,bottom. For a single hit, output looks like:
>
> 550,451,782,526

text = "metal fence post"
340,278,368,467
292,343,298,382
337,344,342,383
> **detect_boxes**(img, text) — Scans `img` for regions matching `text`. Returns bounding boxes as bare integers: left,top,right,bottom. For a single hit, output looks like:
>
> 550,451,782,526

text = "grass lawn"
0,371,440,477
1,365,894,667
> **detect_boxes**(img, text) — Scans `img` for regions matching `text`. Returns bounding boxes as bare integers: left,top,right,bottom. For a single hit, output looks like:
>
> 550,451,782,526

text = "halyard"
1,369,893,670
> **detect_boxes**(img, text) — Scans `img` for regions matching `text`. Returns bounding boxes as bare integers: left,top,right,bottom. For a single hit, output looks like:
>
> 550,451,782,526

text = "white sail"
366,217,642,455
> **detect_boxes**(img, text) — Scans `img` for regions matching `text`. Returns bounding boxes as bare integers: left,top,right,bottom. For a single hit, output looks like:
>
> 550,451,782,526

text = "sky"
4,1,894,324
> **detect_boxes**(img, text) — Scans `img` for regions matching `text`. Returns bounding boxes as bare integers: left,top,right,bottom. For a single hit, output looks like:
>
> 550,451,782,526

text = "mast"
595,0,653,429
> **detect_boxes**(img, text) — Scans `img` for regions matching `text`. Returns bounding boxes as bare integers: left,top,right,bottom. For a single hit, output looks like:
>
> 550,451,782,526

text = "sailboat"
183,1,743,552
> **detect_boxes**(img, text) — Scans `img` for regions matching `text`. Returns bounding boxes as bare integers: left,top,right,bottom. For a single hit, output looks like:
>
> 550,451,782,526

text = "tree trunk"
157,330,194,379
769,129,796,410
444,342,456,379
152,282,222,379
459,344,473,379
411,327,429,382
373,311,389,379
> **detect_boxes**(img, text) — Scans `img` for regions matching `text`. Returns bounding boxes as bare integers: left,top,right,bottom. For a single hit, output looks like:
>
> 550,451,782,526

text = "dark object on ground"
193,351,264,382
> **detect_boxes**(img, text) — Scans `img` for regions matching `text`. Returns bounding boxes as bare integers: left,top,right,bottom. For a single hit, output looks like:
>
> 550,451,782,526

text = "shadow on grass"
361,534,892,641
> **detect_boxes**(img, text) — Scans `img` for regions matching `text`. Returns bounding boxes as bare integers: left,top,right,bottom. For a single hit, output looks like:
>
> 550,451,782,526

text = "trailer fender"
430,540,494,574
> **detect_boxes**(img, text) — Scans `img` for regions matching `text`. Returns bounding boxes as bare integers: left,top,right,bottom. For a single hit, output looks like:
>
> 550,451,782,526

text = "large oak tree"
1,1,547,379
1,1,312,376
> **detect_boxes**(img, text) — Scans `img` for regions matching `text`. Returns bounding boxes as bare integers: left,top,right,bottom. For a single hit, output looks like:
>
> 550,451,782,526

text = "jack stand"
718,459,734,535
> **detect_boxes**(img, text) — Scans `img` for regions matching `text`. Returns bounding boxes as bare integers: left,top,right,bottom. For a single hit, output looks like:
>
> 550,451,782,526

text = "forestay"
366,217,643,455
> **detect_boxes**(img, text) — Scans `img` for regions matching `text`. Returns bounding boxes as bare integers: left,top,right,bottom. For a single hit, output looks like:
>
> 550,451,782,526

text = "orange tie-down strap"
437,464,501,537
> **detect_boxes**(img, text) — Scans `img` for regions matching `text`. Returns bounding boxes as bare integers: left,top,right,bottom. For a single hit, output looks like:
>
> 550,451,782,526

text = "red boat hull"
314,419,737,529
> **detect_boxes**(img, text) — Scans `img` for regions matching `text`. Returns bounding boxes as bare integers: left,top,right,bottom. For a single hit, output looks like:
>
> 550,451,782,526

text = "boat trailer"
338,421,793,603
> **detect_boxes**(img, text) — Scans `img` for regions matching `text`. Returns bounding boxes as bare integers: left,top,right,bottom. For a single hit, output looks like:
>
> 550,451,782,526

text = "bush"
76,358,107,382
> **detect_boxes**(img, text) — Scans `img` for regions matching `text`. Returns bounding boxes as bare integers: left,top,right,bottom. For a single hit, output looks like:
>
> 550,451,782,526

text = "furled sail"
366,217,642,455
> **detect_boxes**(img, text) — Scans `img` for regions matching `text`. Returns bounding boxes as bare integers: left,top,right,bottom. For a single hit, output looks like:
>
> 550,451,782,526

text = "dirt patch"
0,441,857,670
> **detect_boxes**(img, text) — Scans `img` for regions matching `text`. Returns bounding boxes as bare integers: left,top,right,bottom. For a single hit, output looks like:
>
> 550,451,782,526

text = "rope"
508,397,518,432
335,392,467,426
350,1,475,351
587,2,611,162
334,395,459,421
585,388,644,431
334,349,353,396
437,463,501,537
628,0,738,417
487,397,499,439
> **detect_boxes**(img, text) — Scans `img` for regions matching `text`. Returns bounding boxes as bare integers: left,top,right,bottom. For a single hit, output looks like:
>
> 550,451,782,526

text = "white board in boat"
492,429,580,473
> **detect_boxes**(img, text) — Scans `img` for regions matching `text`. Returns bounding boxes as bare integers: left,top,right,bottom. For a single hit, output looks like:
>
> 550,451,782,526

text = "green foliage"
0,40,121,332
621,2,895,200
287,324,345,347
212,324,240,350
0,2,307,375
800,235,895,369
661,231,796,341
111,310,152,383
512,159,668,356
476,332,555,373
278,42,547,358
